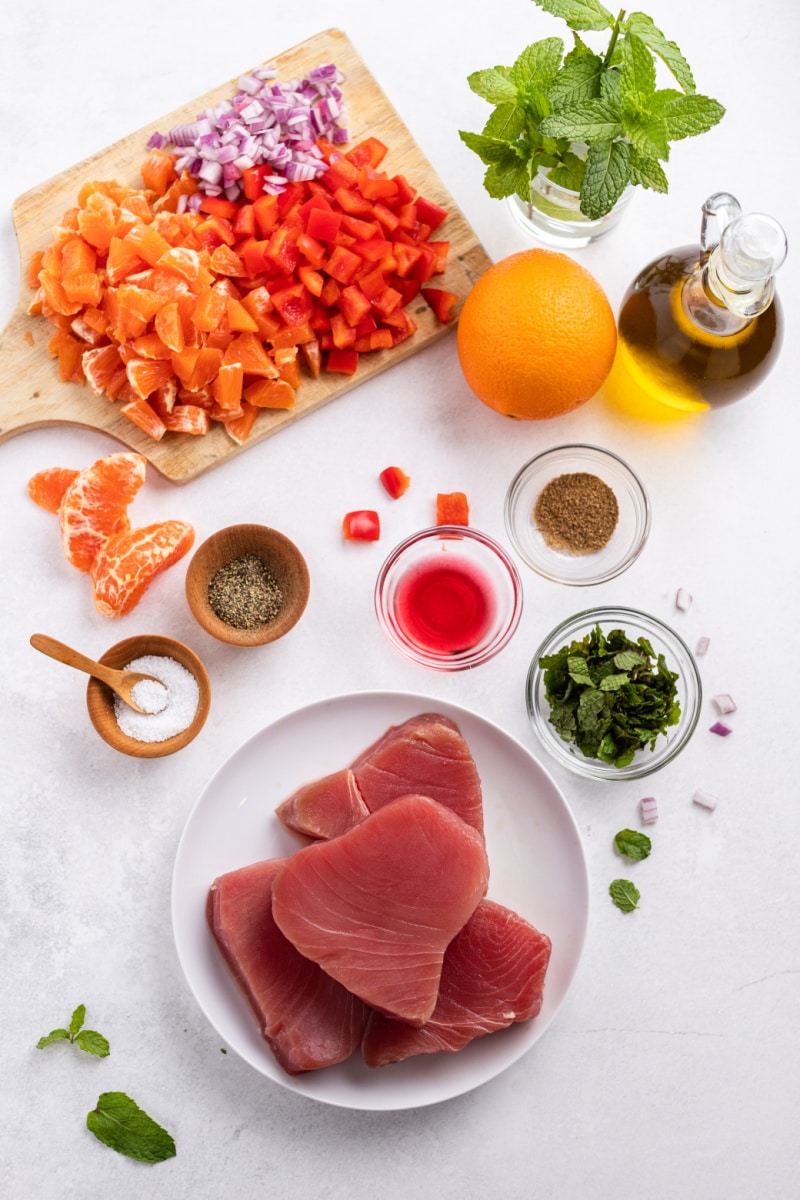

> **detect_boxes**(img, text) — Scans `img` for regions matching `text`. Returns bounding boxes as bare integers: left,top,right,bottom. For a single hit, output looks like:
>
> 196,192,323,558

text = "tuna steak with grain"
207,856,369,1074
361,898,552,1067
271,793,490,1027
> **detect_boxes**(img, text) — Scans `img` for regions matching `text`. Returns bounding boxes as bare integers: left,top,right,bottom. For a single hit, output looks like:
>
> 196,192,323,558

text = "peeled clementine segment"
126,356,175,399
120,398,167,441
91,520,195,617
82,344,125,395
140,149,177,197
58,451,147,571
27,467,80,513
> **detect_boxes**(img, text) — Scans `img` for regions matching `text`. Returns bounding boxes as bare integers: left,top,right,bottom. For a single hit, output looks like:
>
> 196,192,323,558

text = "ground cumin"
533,472,619,555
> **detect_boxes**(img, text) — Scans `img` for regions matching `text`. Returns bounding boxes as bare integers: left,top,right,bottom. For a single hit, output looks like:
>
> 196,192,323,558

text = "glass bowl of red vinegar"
374,526,524,670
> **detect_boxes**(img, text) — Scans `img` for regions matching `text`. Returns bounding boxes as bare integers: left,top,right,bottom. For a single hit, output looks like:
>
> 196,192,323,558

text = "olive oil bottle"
606,193,787,418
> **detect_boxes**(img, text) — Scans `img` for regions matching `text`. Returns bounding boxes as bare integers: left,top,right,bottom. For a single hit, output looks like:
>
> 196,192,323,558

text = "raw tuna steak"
361,899,552,1067
274,768,368,840
275,713,484,840
207,857,368,1074
271,793,490,1027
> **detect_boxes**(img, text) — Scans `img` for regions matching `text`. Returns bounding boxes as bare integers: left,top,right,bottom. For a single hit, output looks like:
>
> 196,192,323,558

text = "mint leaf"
534,0,615,32
539,98,622,141
69,1005,86,1037
37,1029,69,1049
609,878,640,912
623,112,670,161
459,130,520,166
613,649,646,670
628,147,668,192
36,1005,110,1057
75,1030,111,1058
567,655,595,687
509,38,564,90
548,52,604,110
624,12,696,92
614,828,652,860
619,32,656,116
86,1092,176,1164
549,149,586,191
600,672,630,692
654,93,726,140
482,102,526,141
467,67,518,104
580,138,631,218
484,155,532,200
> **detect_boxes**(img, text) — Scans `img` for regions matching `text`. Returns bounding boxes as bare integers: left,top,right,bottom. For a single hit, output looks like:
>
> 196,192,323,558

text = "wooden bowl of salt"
185,524,310,647
87,635,211,759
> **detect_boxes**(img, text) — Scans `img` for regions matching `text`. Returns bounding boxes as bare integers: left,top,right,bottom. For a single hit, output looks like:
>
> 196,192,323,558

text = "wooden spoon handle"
29,633,121,689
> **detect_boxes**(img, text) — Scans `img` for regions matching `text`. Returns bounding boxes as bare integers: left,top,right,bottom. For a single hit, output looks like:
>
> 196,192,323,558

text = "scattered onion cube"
640,796,659,824
712,693,737,714
693,788,718,811
709,720,733,737
676,587,693,611
695,636,710,656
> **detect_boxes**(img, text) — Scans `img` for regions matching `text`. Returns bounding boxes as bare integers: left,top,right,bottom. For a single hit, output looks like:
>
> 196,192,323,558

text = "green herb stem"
603,10,627,69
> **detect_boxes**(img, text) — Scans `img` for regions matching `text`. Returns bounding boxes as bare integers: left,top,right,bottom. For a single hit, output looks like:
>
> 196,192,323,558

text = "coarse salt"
712,693,737,715
131,677,168,714
640,796,659,824
113,655,199,743
693,788,718,811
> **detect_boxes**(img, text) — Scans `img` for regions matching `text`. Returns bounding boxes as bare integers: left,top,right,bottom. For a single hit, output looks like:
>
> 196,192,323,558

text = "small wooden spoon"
30,633,167,715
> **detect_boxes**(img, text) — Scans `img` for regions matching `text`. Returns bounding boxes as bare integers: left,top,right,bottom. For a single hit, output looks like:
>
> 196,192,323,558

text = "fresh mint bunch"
36,1004,110,1058
460,0,725,218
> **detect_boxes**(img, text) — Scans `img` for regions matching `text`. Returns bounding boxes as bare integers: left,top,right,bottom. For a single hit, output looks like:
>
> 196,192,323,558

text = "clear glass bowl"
375,526,523,671
505,444,650,586
506,167,634,249
526,606,702,781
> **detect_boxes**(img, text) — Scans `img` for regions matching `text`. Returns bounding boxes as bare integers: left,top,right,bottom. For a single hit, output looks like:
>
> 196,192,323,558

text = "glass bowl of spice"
87,635,211,758
504,444,650,585
375,525,523,670
526,606,702,781
185,524,310,647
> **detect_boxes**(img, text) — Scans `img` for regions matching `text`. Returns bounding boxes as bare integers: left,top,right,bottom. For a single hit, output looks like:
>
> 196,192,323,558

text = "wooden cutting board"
0,28,491,484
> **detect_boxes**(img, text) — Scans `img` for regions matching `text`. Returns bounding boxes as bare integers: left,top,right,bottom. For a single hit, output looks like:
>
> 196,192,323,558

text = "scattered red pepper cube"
436,492,469,526
342,510,381,541
379,466,411,499
326,346,359,375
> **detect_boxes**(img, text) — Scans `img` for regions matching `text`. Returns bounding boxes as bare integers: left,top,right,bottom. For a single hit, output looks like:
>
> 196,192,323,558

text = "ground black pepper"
208,553,284,629
533,472,619,555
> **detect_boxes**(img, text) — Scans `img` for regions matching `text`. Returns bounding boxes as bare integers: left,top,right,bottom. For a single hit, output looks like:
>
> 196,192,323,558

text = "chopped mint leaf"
610,879,641,912
614,828,653,861
86,1092,176,1164
75,1030,111,1058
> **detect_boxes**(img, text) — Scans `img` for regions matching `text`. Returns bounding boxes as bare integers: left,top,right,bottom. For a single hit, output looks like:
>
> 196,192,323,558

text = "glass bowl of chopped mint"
504,445,651,586
526,607,701,781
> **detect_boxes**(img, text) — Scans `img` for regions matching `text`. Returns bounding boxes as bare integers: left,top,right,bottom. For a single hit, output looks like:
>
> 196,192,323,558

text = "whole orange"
456,249,617,419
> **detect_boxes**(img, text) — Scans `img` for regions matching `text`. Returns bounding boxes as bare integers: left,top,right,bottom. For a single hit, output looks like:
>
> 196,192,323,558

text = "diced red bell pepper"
341,214,380,240
239,237,273,278
421,287,458,323
306,205,342,242
426,241,450,274
414,195,449,231
193,216,235,250
390,175,418,206
270,282,314,327
253,193,280,237
330,312,357,349
354,329,394,352
325,245,362,285
322,155,360,192
345,137,389,170
333,187,374,217
379,466,411,499
300,338,322,378
436,492,469,526
296,231,326,268
297,264,325,298
232,204,256,239
326,347,359,375
265,226,301,274
241,164,271,201
337,284,372,327
342,510,381,541
199,195,239,220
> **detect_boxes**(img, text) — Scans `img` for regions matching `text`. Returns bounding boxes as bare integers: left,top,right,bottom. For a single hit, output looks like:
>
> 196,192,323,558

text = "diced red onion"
640,796,658,824
695,636,710,656
693,789,718,811
709,721,732,737
712,693,736,715
149,62,348,201
676,587,692,611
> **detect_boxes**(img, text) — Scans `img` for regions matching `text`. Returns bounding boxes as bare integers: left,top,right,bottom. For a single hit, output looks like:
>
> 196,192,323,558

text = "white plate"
171,691,589,1111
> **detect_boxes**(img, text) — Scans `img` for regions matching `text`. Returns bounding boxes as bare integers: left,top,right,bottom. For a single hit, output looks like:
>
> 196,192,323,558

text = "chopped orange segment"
244,378,296,409
120,397,167,441
224,401,260,444
140,149,177,197
161,404,210,435
211,361,244,410
27,467,80,513
126,356,175,399
223,331,278,377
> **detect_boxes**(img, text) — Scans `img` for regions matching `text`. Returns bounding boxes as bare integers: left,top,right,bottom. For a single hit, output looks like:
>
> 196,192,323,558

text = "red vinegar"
393,553,497,655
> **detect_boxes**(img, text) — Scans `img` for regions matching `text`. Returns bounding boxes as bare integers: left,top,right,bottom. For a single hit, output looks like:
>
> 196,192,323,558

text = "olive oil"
605,195,787,420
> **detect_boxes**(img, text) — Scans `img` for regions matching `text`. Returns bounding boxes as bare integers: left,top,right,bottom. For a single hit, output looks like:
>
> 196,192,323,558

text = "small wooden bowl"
185,524,310,647
87,635,211,759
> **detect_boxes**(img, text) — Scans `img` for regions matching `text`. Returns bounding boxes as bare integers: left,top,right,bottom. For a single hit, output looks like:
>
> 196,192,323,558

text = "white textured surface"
1,1,798,1196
